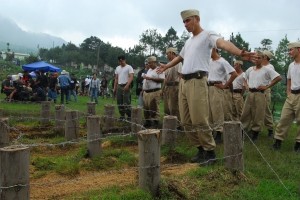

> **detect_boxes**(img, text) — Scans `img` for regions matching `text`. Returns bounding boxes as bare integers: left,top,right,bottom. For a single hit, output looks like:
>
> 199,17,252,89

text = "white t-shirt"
143,67,165,90
179,30,221,74
244,66,280,88
233,72,245,90
287,61,300,90
115,64,134,84
208,57,235,84
263,63,275,84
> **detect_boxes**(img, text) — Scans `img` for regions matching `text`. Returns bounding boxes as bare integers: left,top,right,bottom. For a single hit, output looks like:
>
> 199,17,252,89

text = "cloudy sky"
1,0,299,50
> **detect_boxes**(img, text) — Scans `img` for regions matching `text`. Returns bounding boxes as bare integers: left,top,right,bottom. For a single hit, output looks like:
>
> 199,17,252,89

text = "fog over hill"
0,15,66,53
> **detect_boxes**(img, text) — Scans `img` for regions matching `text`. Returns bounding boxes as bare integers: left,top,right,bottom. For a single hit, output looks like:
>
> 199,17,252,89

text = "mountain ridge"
0,16,66,53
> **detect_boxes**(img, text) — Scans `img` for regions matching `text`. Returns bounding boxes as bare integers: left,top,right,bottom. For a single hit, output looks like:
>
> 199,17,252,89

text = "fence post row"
87,102,96,116
0,145,30,200
65,110,79,141
138,129,161,197
223,121,244,172
0,118,9,148
131,106,143,133
87,115,102,158
55,105,65,135
40,101,51,125
103,105,115,131
162,115,177,146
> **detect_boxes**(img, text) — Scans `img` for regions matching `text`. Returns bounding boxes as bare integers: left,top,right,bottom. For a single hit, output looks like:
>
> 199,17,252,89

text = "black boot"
294,142,300,152
268,129,273,137
214,131,222,144
190,146,205,163
199,150,216,166
272,139,282,150
251,130,259,142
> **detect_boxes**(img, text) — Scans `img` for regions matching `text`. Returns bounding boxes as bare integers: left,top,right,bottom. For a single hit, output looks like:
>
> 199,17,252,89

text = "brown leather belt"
144,88,160,93
181,71,207,80
166,82,179,86
207,81,222,86
233,89,243,93
291,89,300,94
249,88,264,93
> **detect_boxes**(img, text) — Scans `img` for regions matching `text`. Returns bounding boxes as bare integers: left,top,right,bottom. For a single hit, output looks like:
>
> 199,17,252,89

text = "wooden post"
0,118,9,148
223,121,244,172
131,107,143,133
138,129,161,197
0,145,30,200
103,105,115,131
162,116,177,146
87,102,96,115
65,110,79,141
55,105,65,135
87,115,102,157
40,101,51,125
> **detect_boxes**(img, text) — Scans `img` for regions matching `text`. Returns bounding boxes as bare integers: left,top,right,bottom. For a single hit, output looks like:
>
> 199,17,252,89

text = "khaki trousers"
223,89,234,121
208,86,224,132
179,77,215,151
264,88,274,130
163,86,180,121
232,92,244,121
143,90,161,121
274,94,300,142
241,92,266,132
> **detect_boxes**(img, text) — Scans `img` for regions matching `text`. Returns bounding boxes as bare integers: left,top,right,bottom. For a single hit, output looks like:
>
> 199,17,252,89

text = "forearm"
217,39,242,56
165,56,183,70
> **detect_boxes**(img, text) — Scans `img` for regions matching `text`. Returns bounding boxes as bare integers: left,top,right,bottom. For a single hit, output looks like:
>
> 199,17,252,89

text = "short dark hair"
118,55,126,61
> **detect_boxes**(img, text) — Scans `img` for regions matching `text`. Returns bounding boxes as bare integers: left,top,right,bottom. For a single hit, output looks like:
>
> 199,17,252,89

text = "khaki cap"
263,50,273,59
181,9,199,21
234,60,243,65
166,47,178,54
147,56,157,62
288,41,300,49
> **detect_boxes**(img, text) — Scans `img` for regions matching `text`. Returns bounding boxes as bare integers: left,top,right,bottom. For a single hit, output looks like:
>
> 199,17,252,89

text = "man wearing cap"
232,60,246,121
163,47,182,124
241,51,282,141
143,56,165,128
208,48,237,144
157,9,255,165
272,42,300,152
136,60,149,107
58,70,71,104
114,55,134,120
262,50,277,137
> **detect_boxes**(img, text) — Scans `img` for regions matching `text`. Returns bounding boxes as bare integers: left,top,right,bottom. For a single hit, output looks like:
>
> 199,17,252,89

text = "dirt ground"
30,163,197,199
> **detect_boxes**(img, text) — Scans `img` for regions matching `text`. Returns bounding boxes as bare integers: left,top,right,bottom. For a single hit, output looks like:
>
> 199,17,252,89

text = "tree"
220,33,251,68
139,29,162,56
25,54,39,64
260,39,272,50
159,27,179,54
273,35,291,79
176,31,190,52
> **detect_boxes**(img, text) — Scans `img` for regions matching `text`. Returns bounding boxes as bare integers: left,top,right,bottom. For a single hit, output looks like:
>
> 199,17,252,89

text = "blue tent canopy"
22,61,61,72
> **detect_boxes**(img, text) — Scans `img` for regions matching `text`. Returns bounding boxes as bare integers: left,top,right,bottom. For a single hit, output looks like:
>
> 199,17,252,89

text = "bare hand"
214,83,227,89
156,64,166,74
240,49,258,63
257,85,268,91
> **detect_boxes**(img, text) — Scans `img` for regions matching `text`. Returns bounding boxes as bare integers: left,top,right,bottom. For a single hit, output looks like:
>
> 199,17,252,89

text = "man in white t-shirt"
232,60,246,121
273,42,300,152
113,55,134,120
241,51,282,142
157,9,256,165
142,56,165,128
262,50,276,137
208,48,237,144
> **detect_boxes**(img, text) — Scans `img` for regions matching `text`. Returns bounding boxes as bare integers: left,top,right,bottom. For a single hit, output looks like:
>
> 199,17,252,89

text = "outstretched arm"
157,56,183,74
216,39,257,63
